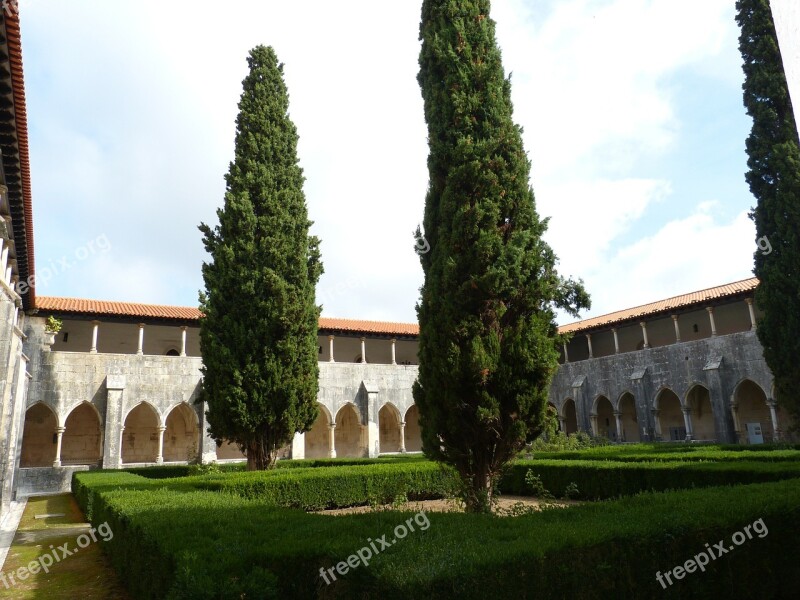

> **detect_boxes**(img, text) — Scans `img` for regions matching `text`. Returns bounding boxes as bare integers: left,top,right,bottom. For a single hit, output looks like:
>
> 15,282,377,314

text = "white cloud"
21,0,755,325
581,203,755,318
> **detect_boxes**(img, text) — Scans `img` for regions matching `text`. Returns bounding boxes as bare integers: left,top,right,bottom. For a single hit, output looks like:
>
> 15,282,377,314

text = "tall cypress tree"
737,0,800,427
198,46,323,470
414,0,589,512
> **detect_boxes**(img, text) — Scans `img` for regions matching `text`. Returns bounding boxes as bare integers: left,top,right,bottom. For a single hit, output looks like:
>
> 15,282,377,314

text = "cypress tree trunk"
415,0,589,513
198,46,323,471
737,0,800,428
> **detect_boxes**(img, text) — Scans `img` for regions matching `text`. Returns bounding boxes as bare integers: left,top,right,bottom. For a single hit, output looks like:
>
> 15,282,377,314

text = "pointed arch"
593,395,616,440
305,403,332,459
163,403,200,462
20,403,58,467
62,402,103,465
335,403,363,457
122,402,161,464
654,388,683,441
404,404,422,452
562,398,578,434
685,384,715,441
379,403,402,453
617,392,639,442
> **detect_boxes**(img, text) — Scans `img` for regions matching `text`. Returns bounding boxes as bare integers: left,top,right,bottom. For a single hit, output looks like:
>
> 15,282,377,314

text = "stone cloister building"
550,278,791,445
0,7,797,522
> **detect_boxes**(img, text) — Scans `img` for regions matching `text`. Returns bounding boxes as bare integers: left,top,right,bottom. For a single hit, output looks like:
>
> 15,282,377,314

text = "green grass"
0,494,129,600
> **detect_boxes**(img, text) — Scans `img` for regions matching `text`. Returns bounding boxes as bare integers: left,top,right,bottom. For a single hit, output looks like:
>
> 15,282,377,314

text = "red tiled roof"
2,12,36,308
38,277,757,339
558,277,759,334
36,296,420,337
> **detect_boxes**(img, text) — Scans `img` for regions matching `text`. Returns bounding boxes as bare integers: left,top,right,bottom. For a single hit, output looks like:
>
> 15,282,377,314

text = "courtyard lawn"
0,494,129,600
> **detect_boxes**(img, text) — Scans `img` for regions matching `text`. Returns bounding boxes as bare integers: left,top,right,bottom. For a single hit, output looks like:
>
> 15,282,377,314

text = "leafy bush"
527,431,611,453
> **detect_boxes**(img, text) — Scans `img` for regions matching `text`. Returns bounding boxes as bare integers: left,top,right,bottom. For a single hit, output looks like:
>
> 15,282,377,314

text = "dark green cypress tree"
198,46,323,470
414,0,589,512
737,0,800,427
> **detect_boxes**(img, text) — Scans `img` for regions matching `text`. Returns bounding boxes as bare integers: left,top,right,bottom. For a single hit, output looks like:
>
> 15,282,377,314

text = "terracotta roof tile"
36,296,420,337
558,277,759,334
2,12,36,309
37,277,756,339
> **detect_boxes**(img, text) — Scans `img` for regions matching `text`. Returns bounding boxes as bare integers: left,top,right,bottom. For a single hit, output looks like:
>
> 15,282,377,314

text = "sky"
19,0,759,325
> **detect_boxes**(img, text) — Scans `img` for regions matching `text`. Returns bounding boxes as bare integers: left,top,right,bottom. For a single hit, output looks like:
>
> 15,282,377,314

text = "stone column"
360,337,367,363
730,403,743,443
706,307,717,337
559,417,566,432
328,335,335,362
0,241,7,278
586,334,594,359
652,409,662,439
180,326,188,357
612,328,620,354
391,338,397,365
589,413,599,436
682,406,694,441
4,265,11,285
103,375,126,468
328,423,337,458
137,324,145,355
767,401,781,441
156,426,166,463
671,314,681,342
639,322,650,348
563,342,569,363
53,426,65,467
745,298,757,330
399,420,406,453
90,320,100,353
614,411,623,442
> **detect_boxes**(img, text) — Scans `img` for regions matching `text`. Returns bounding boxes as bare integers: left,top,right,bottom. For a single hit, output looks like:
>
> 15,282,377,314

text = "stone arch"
733,378,775,443
61,402,103,465
655,388,684,441
122,402,160,464
379,403,402,453
335,403,363,458
163,403,200,462
404,404,422,452
617,392,639,442
593,395,616,440
305,403,332,459
20,403,58,467
685,384,715,441
562,398,578,434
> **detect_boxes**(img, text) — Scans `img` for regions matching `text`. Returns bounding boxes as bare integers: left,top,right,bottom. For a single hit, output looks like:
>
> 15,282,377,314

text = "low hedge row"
72,470,800,598
501,458,800,499
197,461,459,509
123,455,426,480
528,444,800,463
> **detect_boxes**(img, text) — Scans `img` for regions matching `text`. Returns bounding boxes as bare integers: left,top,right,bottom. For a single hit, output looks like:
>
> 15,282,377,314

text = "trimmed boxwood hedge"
197,461,460,509
501,459,800,499
73,469,800,599
527,443,800,463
